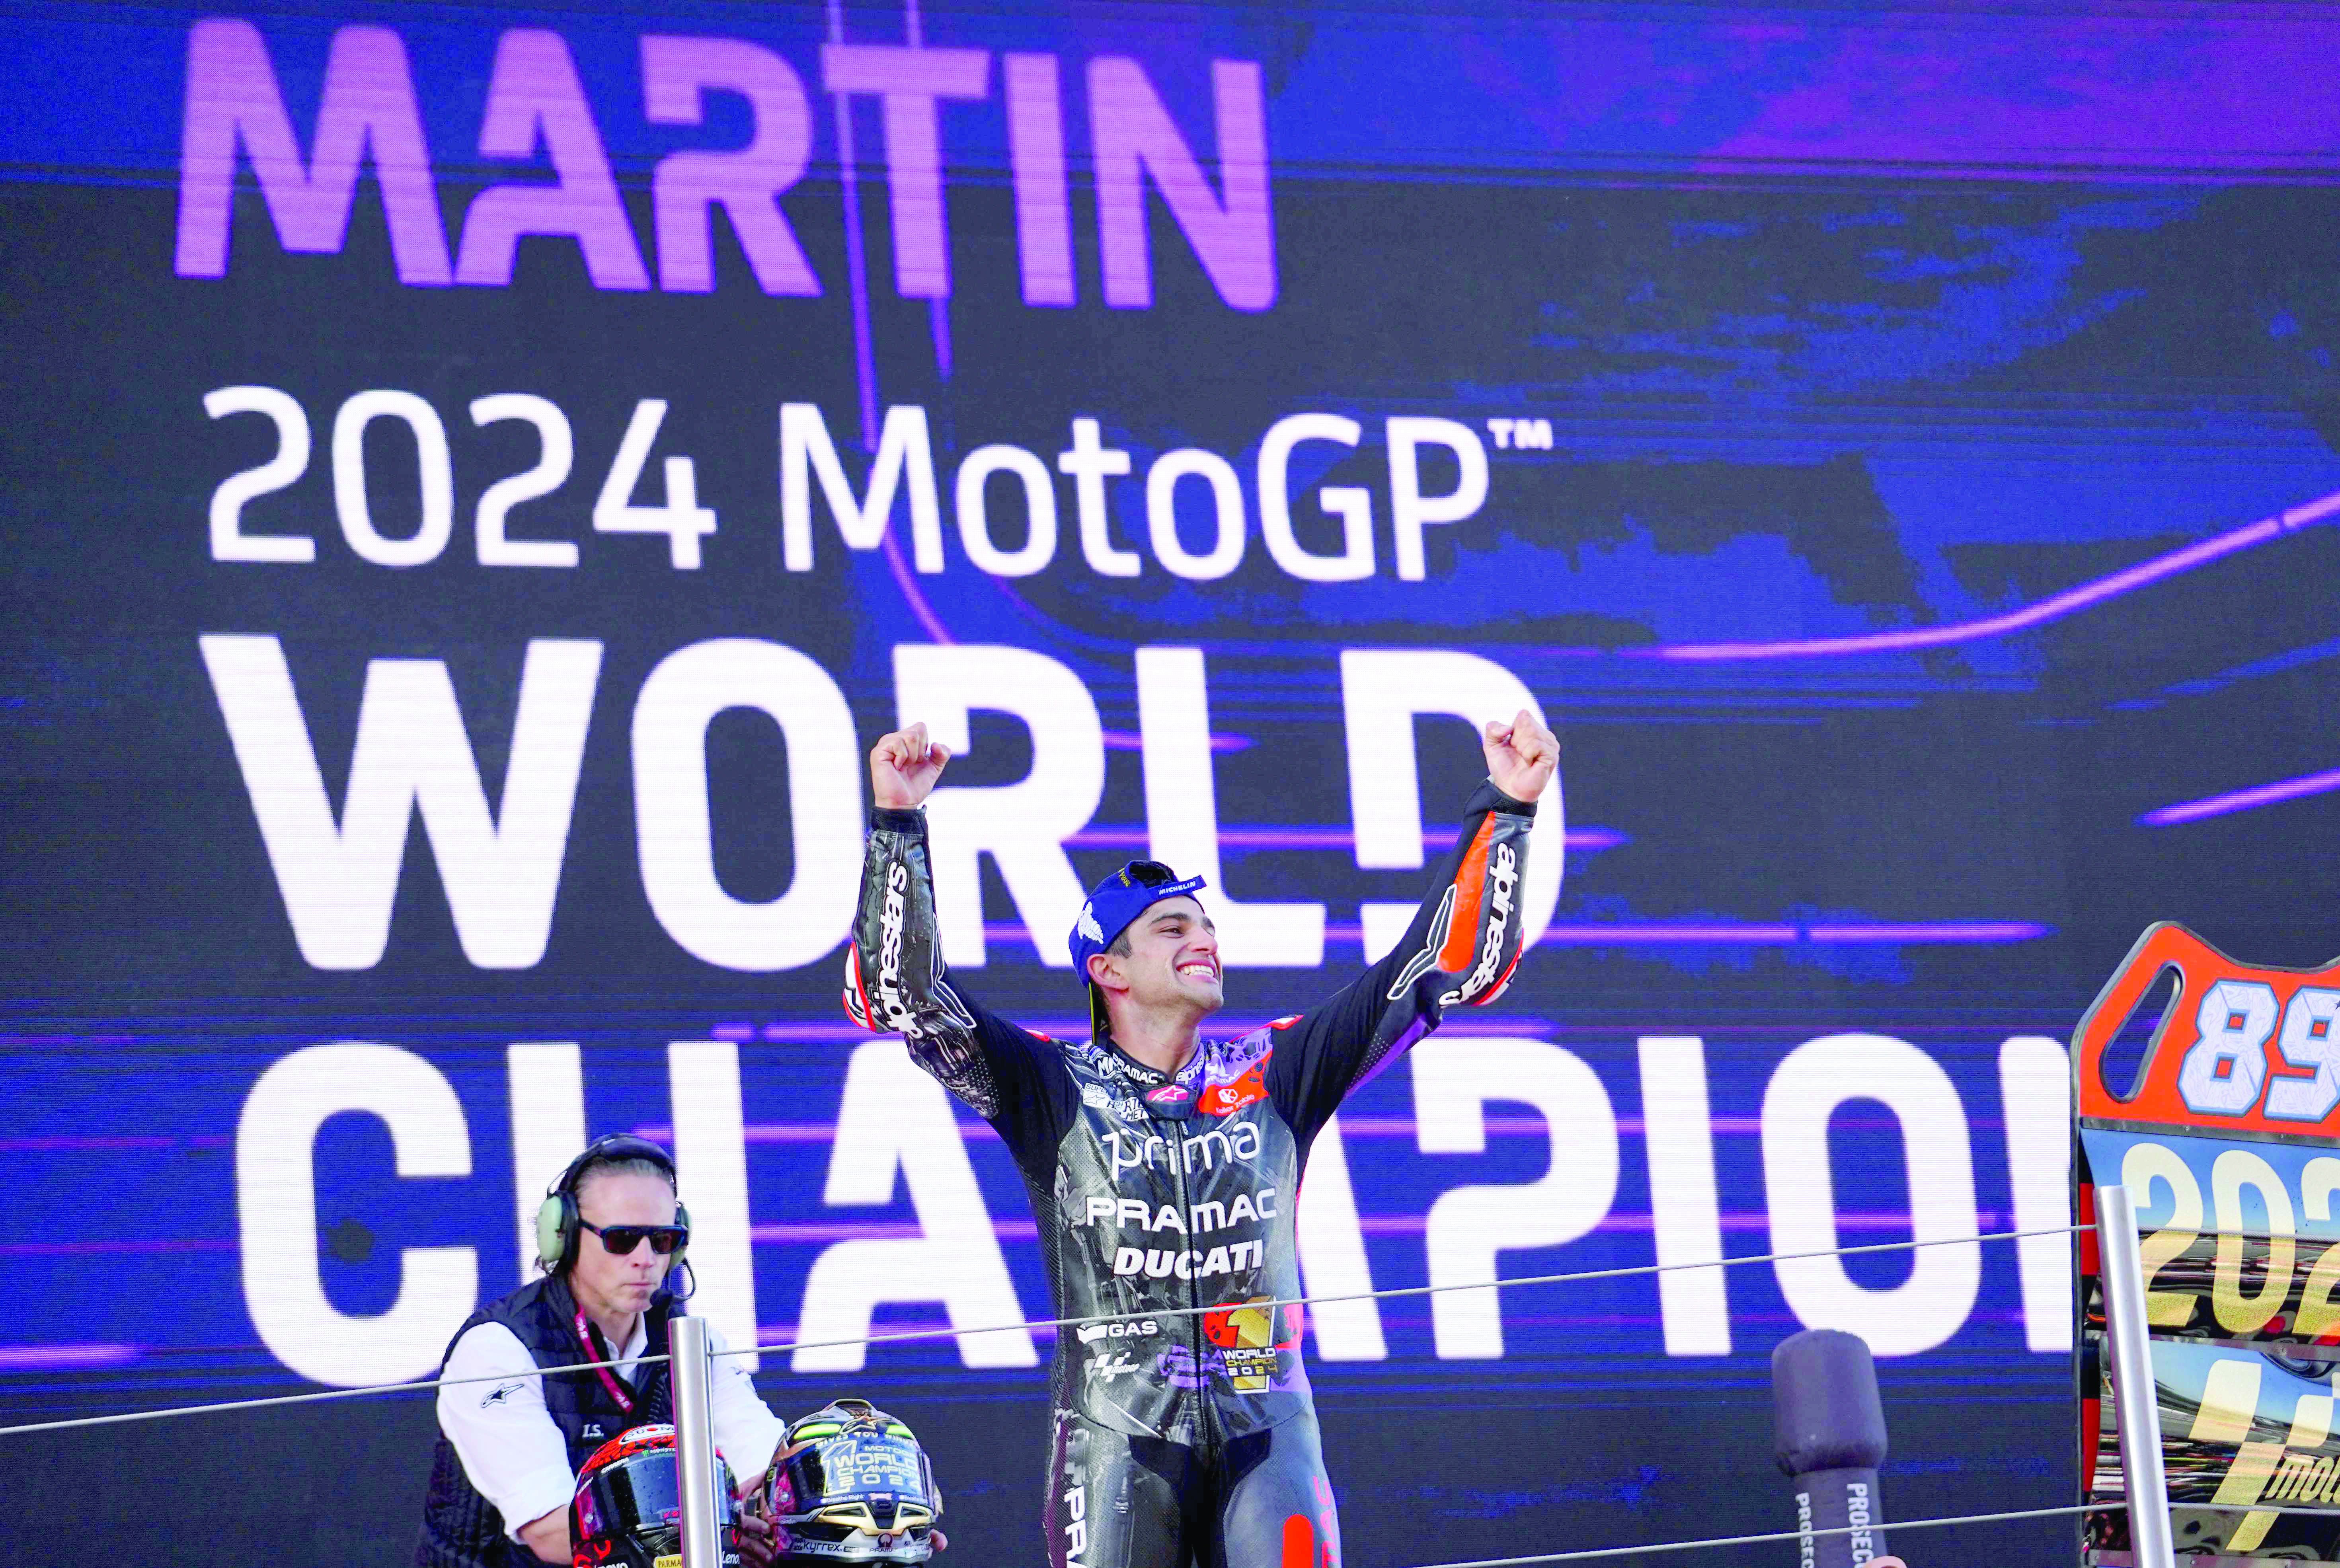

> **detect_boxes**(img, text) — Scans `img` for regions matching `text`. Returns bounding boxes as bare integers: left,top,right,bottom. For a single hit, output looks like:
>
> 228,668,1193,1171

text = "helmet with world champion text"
763,1398,942,1563
569,1424,741,1568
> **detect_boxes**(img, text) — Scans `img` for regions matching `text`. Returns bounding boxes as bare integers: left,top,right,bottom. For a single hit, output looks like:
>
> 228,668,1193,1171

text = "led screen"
4,2,2338,1561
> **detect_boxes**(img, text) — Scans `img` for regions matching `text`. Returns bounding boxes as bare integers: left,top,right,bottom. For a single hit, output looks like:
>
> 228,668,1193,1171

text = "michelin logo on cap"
1077,903,1103,945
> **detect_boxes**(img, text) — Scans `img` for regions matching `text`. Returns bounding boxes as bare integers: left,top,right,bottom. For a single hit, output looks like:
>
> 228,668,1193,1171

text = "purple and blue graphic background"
4,1,2338,1562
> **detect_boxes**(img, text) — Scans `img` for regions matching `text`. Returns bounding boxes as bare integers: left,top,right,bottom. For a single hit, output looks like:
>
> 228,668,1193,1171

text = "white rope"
1407,1500,2114,1567
709,1221,2091,1362
0,1223,2086,1437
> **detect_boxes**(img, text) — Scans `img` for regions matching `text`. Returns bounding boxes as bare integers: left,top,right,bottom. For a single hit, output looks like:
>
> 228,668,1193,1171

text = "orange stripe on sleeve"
1435,817,1496,973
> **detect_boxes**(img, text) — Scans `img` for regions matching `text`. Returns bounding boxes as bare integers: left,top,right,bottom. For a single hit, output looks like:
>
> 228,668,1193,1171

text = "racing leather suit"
842,780,1536,1568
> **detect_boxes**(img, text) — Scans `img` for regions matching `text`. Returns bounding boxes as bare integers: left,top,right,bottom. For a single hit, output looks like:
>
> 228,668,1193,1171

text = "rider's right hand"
871,722,951,810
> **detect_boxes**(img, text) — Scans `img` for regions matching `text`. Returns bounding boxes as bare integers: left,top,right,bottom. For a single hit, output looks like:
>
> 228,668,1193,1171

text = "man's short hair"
574,1153,675,1206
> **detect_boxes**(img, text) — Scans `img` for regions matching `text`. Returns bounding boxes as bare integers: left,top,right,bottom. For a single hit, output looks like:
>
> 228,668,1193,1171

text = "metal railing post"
670,1314,723,1568
2097,1184,2176,1568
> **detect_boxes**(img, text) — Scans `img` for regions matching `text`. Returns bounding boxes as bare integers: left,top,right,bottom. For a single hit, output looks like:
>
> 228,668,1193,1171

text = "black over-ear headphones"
536,1134,692,1294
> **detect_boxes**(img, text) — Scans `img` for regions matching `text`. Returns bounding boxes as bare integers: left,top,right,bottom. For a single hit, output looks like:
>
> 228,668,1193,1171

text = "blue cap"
1069,861,1208,1033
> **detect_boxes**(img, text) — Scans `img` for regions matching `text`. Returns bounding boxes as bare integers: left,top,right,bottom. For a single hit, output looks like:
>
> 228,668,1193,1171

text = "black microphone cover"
1772,1328,1890,1566
1774,1328,1889,1472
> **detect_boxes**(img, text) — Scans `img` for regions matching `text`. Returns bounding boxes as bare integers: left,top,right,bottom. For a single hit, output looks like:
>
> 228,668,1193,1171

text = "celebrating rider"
842,710,1558,1567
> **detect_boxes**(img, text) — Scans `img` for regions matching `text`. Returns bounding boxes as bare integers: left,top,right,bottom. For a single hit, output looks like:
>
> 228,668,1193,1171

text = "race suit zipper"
1170,1118,1221,1450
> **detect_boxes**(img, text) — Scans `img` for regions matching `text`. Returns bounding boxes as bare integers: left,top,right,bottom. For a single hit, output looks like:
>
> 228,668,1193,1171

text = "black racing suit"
842,780,1536,1568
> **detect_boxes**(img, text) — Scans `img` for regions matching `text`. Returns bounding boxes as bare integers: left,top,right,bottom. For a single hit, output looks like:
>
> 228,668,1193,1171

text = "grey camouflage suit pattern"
842,780,1537,1568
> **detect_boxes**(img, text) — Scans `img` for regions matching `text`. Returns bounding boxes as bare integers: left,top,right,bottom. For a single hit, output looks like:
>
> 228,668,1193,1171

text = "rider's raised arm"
1262,710,1556,1143
1261,777,1538,1144
842,801,1076,1163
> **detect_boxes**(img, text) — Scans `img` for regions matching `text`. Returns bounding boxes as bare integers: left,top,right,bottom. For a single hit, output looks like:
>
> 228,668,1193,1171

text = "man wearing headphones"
414,1135,788,1568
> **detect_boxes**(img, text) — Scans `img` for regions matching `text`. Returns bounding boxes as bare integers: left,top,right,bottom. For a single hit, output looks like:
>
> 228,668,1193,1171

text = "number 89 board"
2077,922,2340,1563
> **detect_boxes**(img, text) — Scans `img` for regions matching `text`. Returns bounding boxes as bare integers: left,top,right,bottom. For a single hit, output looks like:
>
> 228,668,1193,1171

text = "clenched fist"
1481,708,1558,804
871,723,951,810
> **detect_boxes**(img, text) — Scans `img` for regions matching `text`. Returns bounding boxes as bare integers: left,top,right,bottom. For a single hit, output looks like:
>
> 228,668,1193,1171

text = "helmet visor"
575,1447,736,1555
773,1427,939,1561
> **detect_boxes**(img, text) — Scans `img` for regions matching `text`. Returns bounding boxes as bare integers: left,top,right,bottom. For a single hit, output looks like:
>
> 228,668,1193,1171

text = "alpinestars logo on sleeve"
1456,841,1519,1001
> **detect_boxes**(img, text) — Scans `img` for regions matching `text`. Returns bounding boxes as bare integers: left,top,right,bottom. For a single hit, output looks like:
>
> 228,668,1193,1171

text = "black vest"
413,1275,678,1568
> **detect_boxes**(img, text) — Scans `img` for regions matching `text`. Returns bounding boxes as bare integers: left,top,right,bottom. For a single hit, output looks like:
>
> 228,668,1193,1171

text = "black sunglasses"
579,1219,688,1257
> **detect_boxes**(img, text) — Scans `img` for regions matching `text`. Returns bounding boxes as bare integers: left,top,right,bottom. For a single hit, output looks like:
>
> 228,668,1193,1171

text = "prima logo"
1100,1119,1261,1177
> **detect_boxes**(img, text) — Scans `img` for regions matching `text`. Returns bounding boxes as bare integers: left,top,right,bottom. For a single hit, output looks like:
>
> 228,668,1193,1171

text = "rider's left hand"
1482,708,1558,803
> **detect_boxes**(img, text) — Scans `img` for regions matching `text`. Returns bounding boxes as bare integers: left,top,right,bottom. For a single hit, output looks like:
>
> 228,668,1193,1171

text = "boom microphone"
1772,1328,1891,1567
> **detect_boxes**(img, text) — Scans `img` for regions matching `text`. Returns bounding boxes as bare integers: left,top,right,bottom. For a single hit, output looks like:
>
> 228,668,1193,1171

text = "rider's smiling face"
1101,897,1223,1019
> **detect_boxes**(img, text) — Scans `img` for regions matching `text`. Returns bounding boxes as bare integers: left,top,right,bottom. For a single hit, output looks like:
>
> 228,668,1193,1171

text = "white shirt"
436,1312,786,1542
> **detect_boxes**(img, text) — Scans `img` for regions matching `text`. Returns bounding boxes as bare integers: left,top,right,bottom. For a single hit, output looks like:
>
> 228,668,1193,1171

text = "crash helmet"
764,1398,941,1563
569,1423,741,1568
